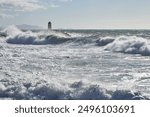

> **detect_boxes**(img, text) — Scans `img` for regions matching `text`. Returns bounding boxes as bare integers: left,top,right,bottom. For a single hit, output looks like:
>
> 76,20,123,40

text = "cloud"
0,13,13,19
48,0,72,8
0,0,72,11
53,0,72,1
0,0,73,19
50,4,60,8
0,0,45,12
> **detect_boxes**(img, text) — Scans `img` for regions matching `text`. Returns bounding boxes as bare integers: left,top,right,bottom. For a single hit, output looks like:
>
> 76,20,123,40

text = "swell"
0,32,7,37
6,34,73,45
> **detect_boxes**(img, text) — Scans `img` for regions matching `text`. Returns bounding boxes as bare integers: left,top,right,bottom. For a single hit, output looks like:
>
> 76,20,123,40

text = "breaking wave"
1,26,110,46
96,37,115,46
2,26,73,45
1,25,22,36
1,26,150,56
6,32,72,45
0,79,147,100
105,36,150,56
96,36,150,57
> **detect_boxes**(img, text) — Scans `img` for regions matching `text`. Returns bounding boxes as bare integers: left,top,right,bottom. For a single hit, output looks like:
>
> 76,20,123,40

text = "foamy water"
0,25,150,100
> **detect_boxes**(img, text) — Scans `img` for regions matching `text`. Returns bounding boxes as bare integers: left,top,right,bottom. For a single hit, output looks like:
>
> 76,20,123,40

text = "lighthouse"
48,21,52,30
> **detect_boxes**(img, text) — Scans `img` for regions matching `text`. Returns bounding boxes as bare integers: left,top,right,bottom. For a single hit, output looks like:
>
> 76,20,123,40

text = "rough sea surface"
0,25,150,100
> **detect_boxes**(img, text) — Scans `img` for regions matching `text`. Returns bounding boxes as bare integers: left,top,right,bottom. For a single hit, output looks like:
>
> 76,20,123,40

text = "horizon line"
1,26,150,30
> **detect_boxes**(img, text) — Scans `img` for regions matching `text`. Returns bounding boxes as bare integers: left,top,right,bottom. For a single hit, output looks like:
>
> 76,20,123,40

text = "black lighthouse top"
48,21,52,30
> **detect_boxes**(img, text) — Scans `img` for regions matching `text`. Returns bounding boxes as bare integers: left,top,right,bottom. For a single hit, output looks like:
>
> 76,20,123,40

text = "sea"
0,25,150,100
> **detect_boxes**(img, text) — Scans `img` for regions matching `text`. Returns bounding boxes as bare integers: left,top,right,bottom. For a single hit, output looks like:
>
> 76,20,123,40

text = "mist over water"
0,26,150,100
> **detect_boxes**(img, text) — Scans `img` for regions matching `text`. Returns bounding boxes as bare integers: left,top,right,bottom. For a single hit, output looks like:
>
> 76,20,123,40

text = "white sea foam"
105,36,150,56
4,28,150,56
4,26,73,45
1,25,22,36
0,78,146,100
6,33,72,45
0,26,150,100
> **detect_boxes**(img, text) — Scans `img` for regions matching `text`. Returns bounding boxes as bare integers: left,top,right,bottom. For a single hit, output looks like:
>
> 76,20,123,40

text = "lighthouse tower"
48,21,52,30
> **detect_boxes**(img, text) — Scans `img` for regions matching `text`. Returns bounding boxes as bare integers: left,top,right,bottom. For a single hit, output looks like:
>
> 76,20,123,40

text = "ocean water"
0,25,150,100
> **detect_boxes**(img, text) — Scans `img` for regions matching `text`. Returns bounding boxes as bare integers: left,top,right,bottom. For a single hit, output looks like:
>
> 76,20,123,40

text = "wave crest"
6,33,72,45
5,28,74,45
1,25,22,36
96,37,115,46
105,36,150,56
6,32,37,44
2,26,150,56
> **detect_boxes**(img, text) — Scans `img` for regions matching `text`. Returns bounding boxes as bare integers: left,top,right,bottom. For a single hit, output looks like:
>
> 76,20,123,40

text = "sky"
0,0,150,29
